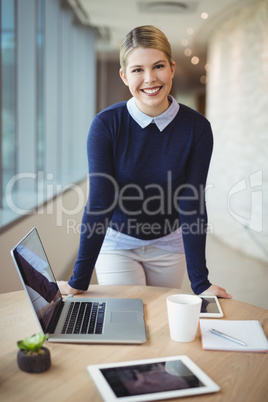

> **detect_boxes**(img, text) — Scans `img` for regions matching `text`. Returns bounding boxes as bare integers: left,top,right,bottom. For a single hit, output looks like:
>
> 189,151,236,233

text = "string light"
191,56,199,65
201,12,208,20
181,39,188,46
184,48,192,56
187,27,194,35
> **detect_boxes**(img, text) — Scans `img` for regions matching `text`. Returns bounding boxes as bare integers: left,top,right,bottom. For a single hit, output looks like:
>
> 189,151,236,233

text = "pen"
208,328,247,346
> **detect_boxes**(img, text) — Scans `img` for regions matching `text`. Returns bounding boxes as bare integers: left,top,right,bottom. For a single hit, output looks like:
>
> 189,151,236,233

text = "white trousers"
95,246,186,288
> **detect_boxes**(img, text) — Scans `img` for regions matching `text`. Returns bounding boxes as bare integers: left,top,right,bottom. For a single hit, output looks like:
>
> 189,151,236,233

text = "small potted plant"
17,332,51,373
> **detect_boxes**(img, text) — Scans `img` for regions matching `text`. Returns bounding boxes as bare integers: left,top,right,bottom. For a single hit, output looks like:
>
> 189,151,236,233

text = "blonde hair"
120,25,173,72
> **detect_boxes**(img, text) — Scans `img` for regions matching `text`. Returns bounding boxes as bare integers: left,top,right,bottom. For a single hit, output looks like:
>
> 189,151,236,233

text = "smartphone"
199,296,224,318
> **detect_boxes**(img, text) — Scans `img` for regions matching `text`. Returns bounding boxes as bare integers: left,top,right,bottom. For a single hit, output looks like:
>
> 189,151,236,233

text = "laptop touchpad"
110,311,138,324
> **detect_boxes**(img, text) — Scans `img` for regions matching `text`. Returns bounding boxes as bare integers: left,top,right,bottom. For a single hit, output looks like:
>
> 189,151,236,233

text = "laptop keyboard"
61,301,106,335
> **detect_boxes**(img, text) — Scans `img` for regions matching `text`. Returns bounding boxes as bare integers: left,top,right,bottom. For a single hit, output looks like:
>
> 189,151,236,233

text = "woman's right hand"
57,281,85,296
200,284,232,299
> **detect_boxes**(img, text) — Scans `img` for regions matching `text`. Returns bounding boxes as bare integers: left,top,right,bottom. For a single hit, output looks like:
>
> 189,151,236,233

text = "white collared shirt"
100,96,184,253
127,95,180,132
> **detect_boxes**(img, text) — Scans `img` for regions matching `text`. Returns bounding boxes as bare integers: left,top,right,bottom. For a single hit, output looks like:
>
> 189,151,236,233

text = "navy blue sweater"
69,102,213,294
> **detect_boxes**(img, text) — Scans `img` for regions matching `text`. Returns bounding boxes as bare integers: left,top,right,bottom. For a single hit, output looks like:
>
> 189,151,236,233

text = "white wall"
206,0,268,262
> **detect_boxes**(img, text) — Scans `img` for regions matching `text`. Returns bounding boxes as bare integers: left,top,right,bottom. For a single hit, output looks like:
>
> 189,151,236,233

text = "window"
1,0,16,208
0,0,96,229
36,0,45,173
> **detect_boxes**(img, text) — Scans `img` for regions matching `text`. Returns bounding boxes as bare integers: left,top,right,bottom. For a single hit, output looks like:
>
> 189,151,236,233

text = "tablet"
87,355,220,402
199,296,224,318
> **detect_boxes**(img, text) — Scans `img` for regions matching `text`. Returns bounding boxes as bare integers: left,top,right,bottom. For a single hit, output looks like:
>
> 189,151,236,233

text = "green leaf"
17,332,48,352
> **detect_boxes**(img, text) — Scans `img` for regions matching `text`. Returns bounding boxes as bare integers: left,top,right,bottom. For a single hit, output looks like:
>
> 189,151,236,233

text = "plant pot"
17,347,51,373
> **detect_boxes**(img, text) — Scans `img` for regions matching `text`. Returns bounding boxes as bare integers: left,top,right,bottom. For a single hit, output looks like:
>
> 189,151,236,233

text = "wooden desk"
0,285,267,402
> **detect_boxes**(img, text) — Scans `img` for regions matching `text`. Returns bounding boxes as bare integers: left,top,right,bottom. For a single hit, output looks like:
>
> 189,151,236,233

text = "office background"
0,0,267,308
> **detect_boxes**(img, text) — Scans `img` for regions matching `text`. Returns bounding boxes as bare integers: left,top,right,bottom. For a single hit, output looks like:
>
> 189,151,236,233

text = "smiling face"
120,47,176,117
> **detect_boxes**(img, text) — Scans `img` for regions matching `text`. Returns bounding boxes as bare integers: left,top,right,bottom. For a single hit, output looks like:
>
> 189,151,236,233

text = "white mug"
167,294,202,342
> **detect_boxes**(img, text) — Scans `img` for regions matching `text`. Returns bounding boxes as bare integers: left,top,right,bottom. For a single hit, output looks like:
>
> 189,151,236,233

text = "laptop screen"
12,228,62,333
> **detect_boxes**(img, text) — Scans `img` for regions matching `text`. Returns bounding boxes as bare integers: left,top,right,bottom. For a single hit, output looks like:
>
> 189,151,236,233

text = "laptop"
10,228,146,344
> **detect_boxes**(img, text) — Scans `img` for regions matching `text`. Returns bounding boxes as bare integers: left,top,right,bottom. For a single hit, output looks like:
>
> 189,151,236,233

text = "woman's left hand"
200,284,232,299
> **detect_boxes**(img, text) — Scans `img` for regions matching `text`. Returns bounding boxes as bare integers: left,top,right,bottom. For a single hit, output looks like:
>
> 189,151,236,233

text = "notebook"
10,228,146,344
200,319,268,352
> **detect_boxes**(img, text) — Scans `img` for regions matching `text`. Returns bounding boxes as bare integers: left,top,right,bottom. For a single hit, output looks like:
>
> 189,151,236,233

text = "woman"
58,25,231,299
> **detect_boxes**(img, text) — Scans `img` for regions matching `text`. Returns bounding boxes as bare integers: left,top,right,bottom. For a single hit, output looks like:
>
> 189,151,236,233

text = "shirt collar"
127,95,180,132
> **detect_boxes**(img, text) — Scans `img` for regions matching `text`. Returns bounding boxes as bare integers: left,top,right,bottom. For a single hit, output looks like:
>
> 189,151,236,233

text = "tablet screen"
100,360,203,397
201,297,220,313
199,296,224,317
87,355,220,401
